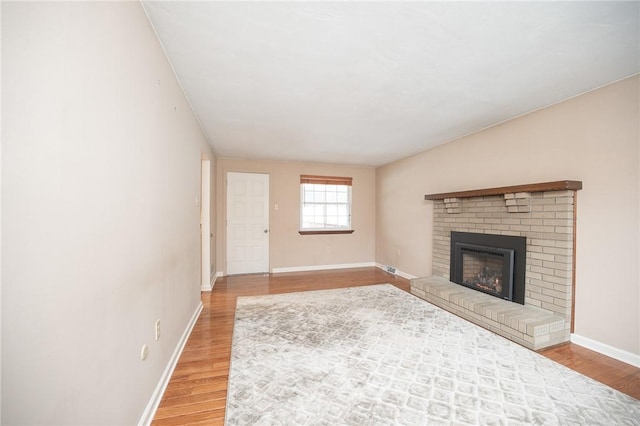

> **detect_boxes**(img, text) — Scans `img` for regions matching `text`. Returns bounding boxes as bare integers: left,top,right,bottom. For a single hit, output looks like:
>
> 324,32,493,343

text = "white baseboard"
201,273,217,292
138,301,204,426
396,270,417,280
571,333,640,368
272,262,376,274
375,263,417,280
216,271,224,278
224,263,416,279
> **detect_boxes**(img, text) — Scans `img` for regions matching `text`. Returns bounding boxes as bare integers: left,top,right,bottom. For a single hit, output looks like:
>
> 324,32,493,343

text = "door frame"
200,158,212,291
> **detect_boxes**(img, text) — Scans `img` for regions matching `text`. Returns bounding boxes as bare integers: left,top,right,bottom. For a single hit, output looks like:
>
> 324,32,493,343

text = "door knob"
264,229,269,234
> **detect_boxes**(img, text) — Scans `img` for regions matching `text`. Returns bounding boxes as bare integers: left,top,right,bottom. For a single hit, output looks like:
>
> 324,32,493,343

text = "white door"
226,172,269,275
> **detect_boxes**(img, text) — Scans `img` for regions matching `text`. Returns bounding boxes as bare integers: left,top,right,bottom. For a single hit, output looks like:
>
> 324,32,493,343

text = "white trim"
375,263,417,280
200,159,211,292
216,271,224,278
200,277,212,292
571,333,640,368
395,269,417,280
201,272,217,292
300,182,352,232
138,302,204,426
272,262,376,274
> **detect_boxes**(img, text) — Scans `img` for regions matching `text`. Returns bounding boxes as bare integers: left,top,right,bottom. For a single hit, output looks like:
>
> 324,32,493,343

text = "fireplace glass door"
454,243,514,301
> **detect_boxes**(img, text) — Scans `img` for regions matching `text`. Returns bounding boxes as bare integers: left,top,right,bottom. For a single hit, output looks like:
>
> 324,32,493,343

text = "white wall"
2,2,208,424
376,76,640,358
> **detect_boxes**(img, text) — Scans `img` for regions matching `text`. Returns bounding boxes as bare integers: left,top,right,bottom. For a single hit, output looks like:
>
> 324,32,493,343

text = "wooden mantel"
424,180,582,201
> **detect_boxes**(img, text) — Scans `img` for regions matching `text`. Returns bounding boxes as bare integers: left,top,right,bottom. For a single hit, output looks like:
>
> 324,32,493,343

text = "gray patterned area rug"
225,284,640,425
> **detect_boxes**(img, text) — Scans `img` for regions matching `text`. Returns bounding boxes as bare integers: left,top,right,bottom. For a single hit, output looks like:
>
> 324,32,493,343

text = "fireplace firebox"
450,232,526,304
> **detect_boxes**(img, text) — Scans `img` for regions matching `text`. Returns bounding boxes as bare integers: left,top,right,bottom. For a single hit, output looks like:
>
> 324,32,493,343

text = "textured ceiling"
143,1,639,167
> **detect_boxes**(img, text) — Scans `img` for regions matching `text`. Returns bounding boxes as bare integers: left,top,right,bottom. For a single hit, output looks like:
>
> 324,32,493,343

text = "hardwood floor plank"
538,343,640,400
157,390,227,411
152,409,225,426
161,382,228,399
152,267,640,424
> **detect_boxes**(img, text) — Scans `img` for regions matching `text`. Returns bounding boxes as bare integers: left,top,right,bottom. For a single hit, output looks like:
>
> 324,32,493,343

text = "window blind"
300,175,352,186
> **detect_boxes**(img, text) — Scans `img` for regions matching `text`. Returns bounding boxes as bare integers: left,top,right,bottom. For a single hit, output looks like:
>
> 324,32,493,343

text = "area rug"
225,284,640,425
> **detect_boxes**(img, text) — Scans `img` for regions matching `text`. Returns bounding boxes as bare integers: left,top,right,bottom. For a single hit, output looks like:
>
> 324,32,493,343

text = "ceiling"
142,1,639,167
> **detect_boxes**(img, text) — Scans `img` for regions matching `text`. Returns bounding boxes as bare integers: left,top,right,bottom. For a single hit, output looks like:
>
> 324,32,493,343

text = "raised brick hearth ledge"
411,276,566,350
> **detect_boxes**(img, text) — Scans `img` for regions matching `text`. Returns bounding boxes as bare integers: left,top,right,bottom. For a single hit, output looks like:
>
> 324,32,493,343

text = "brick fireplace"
411,180,582,350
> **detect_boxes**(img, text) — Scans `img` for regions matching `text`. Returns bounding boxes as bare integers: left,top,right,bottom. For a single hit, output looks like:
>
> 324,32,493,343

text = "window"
299,175,354,235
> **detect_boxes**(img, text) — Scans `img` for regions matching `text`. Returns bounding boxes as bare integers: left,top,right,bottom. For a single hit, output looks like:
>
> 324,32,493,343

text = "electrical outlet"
155,319,161,341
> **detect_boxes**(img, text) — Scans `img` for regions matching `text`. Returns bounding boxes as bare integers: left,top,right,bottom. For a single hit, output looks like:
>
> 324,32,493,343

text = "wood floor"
152,267,640,425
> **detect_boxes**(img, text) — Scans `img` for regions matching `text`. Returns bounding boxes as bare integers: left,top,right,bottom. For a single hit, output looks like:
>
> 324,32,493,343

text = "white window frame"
299,175,354,235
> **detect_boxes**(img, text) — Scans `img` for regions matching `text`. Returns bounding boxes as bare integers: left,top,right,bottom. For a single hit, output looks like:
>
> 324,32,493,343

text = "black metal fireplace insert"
450,232,526,304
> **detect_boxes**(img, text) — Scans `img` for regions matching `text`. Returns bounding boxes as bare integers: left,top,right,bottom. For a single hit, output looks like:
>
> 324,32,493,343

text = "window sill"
299,230,355,235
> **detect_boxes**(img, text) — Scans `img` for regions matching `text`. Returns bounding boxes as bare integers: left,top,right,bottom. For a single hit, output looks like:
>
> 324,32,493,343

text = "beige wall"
216,158,376,274
376,75,640,356
2,2,210,424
